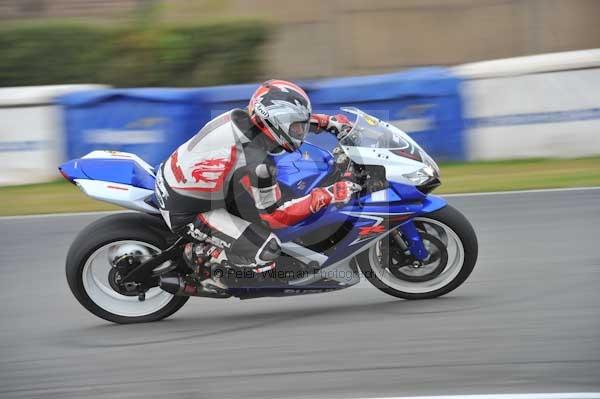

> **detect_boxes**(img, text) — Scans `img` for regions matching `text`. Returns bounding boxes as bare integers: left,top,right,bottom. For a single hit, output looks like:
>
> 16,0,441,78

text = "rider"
155,79,358,272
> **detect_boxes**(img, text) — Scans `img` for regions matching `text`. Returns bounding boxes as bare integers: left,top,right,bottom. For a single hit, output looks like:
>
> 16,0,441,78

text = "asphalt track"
0,188,599,399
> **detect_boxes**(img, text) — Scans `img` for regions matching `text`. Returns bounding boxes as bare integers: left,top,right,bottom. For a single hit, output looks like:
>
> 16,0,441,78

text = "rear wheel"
357,205,478,300
66,213,189,324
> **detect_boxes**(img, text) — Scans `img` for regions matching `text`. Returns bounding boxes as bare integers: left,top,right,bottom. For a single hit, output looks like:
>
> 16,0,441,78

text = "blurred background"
3,0,600,79
1,0,599,214
2,4,599,398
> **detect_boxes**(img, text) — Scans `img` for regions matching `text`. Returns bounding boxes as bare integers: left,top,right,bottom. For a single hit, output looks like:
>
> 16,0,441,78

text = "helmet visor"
288,120,310,142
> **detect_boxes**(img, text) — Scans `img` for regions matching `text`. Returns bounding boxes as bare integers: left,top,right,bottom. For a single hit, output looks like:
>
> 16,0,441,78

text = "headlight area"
420,150,441,176
403,165,441,194
403,165,437,185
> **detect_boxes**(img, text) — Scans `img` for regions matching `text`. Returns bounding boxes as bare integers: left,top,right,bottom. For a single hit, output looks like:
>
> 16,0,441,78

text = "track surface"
0,189,599,399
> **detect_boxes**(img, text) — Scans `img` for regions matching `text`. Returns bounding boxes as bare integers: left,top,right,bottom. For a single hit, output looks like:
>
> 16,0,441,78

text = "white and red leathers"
155,108,357,268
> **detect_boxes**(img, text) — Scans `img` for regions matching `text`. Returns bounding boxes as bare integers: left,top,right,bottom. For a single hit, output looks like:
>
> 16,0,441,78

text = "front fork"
395,221,429,261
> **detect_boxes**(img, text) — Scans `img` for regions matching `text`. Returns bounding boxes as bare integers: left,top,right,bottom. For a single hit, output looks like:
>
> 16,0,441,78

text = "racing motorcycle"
59,107,478,324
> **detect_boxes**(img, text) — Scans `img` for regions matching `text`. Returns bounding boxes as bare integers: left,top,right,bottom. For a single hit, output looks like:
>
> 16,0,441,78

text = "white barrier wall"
0,85,107,186
455,49,600,160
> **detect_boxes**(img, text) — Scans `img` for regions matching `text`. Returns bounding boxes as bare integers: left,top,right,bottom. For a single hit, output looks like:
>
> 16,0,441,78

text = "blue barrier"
60,88,209,167
195,83,257,118
59,67,465,167
308,67,465,161
59,85,263,167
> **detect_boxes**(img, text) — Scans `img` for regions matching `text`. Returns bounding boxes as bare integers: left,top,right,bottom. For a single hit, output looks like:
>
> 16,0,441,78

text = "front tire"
357,205,478,300
66,213,189,324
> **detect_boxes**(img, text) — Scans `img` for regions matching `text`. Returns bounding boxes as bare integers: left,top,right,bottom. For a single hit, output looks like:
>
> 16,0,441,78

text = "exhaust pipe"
159,274,230,298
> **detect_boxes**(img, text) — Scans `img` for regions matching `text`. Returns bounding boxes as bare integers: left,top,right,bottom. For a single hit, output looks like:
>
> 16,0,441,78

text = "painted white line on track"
0,210,126,221
443,186,600,198
353,393,600,399
0,186,598,221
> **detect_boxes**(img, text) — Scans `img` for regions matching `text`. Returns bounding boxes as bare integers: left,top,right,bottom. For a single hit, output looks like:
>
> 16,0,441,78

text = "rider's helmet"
248,79,312,152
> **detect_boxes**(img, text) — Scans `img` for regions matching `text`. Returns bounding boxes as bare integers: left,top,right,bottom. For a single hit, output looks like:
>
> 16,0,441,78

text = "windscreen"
339,108,424,162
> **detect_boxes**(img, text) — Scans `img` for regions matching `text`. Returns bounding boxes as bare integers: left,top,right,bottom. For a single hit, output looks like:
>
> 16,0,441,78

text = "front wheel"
357,205,478,300
66,213,189,324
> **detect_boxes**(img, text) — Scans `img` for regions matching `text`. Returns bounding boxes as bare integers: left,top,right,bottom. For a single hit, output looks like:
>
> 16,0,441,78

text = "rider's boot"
183,241,277,290
181,242,227,289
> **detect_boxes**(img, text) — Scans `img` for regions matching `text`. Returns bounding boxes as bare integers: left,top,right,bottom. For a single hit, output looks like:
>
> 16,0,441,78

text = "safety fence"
1,49,599,186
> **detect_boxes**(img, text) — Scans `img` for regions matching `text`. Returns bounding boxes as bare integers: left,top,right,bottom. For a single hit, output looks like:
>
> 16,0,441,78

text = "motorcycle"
59,107,478,324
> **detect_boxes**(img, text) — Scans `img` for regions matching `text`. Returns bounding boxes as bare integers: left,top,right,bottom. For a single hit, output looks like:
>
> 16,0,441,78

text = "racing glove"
311,114,352,136
259,180,362,229
309,181,362,213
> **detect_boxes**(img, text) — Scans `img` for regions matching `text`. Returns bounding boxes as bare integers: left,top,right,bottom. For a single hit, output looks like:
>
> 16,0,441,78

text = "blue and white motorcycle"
60,108,478,324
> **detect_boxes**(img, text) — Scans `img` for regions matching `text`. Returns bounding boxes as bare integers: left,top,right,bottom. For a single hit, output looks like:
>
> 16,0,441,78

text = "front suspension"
398,221,429,261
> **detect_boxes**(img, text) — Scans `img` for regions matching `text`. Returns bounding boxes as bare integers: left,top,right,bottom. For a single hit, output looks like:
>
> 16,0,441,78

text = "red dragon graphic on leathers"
192,158,232,185
188,146,237,192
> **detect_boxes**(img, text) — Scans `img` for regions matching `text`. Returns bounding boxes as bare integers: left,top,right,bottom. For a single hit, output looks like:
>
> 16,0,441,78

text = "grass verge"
1,157,599,216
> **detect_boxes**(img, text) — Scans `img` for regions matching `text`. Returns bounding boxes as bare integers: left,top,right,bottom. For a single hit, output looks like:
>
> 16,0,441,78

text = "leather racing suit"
155,109,355,269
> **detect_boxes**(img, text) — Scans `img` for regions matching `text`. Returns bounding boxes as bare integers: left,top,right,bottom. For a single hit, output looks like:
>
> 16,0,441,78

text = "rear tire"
66,213,189,324
357,205,478,300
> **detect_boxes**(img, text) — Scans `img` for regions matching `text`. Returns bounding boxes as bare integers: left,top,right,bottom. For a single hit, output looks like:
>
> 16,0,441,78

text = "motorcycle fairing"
274,194,446,291
273,142,334,197
59,150,156,189
58,150,159,213
274,188,446,266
